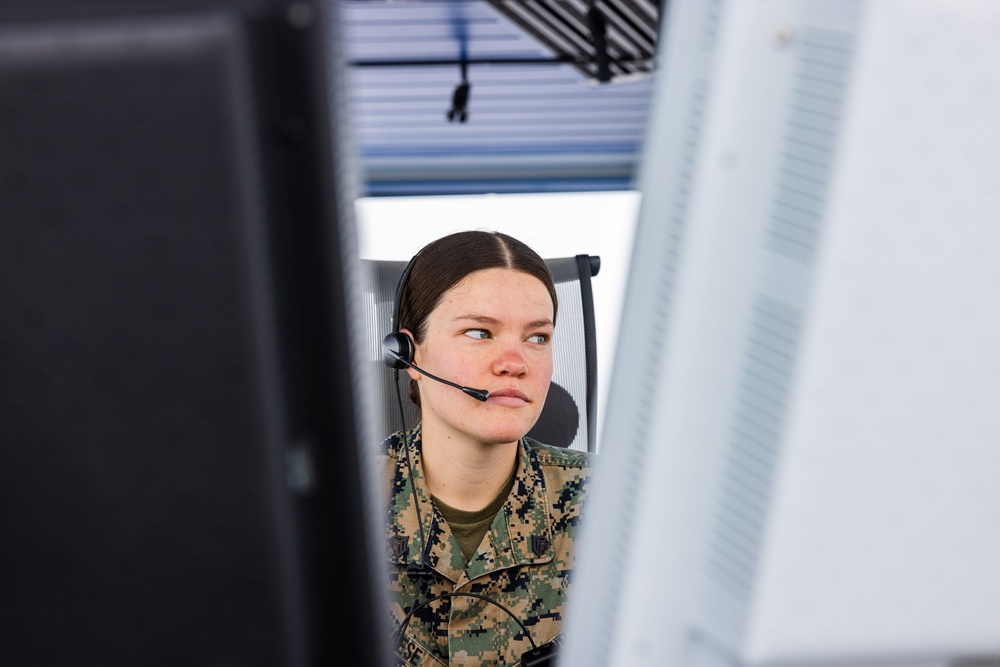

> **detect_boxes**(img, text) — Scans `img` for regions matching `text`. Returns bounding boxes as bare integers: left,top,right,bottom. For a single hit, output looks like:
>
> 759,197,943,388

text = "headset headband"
391,253,419,334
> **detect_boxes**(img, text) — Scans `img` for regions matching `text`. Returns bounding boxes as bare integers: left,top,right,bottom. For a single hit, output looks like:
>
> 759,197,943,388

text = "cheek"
417,336,477,378
537,351,553,373
533,352,554,384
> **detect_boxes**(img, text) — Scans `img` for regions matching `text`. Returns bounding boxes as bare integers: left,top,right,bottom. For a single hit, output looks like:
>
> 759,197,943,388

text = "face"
404,268,555,447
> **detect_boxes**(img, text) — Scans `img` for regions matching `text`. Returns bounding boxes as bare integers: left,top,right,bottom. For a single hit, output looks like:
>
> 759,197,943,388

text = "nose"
492,341,528,376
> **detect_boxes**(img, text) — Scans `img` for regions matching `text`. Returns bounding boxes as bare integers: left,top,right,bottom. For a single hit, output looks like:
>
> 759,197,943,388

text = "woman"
380,231,592,667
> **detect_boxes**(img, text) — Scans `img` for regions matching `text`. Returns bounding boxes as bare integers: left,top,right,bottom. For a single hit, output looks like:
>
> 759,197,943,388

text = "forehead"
435,268,554,318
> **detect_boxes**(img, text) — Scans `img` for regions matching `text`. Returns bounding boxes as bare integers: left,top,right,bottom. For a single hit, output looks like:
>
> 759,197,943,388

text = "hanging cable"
446,60,471,123
587,1,612,83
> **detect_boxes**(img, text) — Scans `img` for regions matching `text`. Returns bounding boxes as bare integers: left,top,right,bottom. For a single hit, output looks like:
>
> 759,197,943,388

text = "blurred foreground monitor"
0,2,385,665
565,1,1000,666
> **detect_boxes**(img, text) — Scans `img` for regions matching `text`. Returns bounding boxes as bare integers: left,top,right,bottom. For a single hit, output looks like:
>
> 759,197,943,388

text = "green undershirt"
432,465,517,565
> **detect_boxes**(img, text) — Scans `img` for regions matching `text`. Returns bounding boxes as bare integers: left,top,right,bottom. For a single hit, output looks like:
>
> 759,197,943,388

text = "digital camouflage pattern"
380,426,592,666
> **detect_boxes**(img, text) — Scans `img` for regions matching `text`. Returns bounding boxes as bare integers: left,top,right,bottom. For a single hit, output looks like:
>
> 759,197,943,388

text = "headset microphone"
382,335,489,402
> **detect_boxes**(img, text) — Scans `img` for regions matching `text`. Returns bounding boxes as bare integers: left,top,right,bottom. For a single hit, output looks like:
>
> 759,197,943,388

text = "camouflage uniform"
380,426,592,667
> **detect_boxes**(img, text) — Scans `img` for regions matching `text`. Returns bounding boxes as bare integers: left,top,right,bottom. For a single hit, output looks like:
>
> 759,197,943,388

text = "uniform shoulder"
524,437,594,470
379,430,406,459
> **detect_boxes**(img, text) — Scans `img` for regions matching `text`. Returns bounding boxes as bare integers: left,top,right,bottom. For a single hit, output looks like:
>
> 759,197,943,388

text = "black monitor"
0,2,385,664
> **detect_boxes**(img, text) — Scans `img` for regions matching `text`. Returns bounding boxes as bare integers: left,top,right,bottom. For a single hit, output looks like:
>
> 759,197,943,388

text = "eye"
527,333,550,345
463,328,490,340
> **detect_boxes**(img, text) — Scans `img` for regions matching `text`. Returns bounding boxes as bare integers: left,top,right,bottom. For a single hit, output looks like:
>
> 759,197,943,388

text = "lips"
487,388,530,406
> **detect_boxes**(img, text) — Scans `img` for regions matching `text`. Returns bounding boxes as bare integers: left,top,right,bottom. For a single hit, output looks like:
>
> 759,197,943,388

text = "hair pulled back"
398,231,557,405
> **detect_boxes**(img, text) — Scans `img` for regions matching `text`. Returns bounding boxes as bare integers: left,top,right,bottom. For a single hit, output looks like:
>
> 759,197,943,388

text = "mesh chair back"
361,256,599,452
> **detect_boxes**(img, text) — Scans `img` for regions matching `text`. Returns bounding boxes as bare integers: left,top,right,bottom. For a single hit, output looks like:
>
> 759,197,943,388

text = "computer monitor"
564,0,1000,665
0,2,386,664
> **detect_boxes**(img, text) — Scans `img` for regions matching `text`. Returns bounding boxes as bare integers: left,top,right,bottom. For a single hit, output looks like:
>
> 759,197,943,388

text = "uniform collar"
386,426,555,587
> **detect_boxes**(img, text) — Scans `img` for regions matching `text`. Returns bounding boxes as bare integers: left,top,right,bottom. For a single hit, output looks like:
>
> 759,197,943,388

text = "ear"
399,328,421,381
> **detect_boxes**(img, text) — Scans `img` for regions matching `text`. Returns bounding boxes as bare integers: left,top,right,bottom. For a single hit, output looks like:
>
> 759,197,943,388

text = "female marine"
380,231,592,666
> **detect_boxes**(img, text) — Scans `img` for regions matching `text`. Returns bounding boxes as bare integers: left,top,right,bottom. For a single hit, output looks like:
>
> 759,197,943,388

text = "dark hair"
399,231,557,405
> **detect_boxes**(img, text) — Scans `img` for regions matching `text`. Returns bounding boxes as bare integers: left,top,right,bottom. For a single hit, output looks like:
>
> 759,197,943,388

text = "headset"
383,252,558,667
381,254,489,401
380,253,418,370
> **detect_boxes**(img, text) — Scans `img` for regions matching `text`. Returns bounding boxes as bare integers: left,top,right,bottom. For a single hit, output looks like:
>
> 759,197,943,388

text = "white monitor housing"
563,1,1000,666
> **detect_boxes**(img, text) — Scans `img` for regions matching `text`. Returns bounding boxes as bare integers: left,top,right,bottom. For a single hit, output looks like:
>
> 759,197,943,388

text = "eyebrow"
453,314,554,329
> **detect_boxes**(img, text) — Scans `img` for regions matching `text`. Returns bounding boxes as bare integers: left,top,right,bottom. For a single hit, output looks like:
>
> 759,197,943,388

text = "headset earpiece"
383,254,419,369
382,331,414,369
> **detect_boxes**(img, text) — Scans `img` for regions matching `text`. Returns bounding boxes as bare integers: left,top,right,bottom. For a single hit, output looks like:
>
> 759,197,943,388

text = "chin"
473,419,538,446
